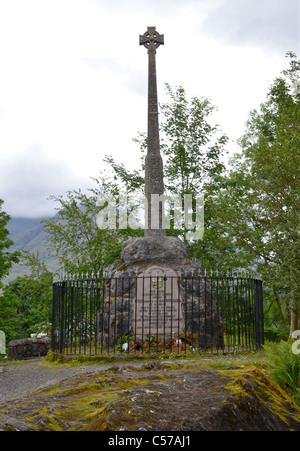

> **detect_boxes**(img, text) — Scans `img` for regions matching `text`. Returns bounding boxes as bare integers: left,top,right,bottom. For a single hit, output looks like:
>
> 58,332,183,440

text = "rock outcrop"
0,359,299,431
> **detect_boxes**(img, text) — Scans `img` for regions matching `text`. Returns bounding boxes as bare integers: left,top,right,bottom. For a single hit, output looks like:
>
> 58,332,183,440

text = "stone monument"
140,26,165,237
99,27,223,351
122,26,188,264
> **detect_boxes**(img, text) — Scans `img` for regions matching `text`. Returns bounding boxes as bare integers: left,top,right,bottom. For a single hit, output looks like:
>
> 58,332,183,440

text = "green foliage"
0,199,20,287
130,83,229,197
0,252,53,342
206,53,300,334
160,83,228,195
42,174,143,276
264,328,289,343
264,340,300,406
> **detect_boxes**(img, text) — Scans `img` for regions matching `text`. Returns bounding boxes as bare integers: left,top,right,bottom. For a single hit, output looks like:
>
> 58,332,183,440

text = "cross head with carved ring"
139,26,164,53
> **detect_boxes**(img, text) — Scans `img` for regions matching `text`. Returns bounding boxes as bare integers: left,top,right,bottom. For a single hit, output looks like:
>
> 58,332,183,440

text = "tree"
0,286,19,344
43,173,143,276
209,52,300,336
0,199,20,287
160,84,228,196
0,252,53,341
105,84,228,244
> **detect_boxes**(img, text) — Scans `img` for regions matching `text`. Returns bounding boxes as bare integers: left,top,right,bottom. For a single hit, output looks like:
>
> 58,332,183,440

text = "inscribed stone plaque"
135,266,182,336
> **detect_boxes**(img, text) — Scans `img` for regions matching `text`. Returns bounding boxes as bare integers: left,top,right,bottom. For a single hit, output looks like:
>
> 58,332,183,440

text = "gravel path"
0,359,139,405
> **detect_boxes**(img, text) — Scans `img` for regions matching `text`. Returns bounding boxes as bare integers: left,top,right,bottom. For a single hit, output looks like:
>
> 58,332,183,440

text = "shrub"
264,340,300,406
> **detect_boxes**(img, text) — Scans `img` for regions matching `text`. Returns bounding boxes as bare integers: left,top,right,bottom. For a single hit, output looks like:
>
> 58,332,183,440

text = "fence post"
259,280,264,346
255,280,263,349
51,283,56,352
60,282,65,354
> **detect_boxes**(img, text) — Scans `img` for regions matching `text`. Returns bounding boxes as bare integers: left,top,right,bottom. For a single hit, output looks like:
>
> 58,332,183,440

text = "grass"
41,348,267,370
263,340,300,406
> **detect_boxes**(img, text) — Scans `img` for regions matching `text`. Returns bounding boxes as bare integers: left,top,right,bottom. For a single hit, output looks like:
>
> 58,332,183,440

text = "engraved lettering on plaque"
135,266,182,335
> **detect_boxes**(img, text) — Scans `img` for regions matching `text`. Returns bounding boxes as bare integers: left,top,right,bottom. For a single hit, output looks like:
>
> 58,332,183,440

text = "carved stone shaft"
140,27,165,237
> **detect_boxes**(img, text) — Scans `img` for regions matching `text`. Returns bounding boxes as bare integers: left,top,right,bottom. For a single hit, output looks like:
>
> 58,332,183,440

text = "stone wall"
8,338,51,361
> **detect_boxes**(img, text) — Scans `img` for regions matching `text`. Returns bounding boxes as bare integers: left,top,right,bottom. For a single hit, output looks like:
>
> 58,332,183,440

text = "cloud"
201,0,300,54
92,0,202,16
81,56,125,71
0,144,88,218
0,0,297,220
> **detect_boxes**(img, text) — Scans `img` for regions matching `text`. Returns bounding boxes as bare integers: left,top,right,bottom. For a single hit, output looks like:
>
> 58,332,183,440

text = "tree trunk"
289,287,299,337
290,310,299,336
273,287,288,329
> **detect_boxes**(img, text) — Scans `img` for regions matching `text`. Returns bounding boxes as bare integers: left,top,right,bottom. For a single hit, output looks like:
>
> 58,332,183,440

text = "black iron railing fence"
52,271,264,355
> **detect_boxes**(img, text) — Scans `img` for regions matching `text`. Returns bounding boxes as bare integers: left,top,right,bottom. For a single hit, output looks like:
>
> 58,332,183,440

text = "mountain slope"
4,217,59,283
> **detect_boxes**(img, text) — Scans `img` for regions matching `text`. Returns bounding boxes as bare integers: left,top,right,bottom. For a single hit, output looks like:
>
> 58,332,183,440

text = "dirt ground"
1,356,300,431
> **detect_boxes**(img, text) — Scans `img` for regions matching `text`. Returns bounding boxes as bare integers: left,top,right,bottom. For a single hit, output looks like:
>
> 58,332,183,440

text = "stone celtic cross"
140,27,165,237
139,26,164,52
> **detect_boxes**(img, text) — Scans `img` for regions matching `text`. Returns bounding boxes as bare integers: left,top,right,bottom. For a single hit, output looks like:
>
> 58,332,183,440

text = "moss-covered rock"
1,360,300,431
219,367,300,431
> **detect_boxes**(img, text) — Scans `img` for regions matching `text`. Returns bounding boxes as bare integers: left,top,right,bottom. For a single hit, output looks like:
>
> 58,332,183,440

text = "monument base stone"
99,237,224,350
121,236,188,267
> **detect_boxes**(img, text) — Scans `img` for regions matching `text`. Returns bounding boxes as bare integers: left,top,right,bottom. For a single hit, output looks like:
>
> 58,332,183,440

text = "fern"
264,341,300,403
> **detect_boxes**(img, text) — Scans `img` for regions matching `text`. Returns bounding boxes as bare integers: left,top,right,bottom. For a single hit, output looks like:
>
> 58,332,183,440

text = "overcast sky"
0,0,299,218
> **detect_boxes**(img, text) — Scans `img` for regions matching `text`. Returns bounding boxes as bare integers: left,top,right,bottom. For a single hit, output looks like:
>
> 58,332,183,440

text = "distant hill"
4,217,59,284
